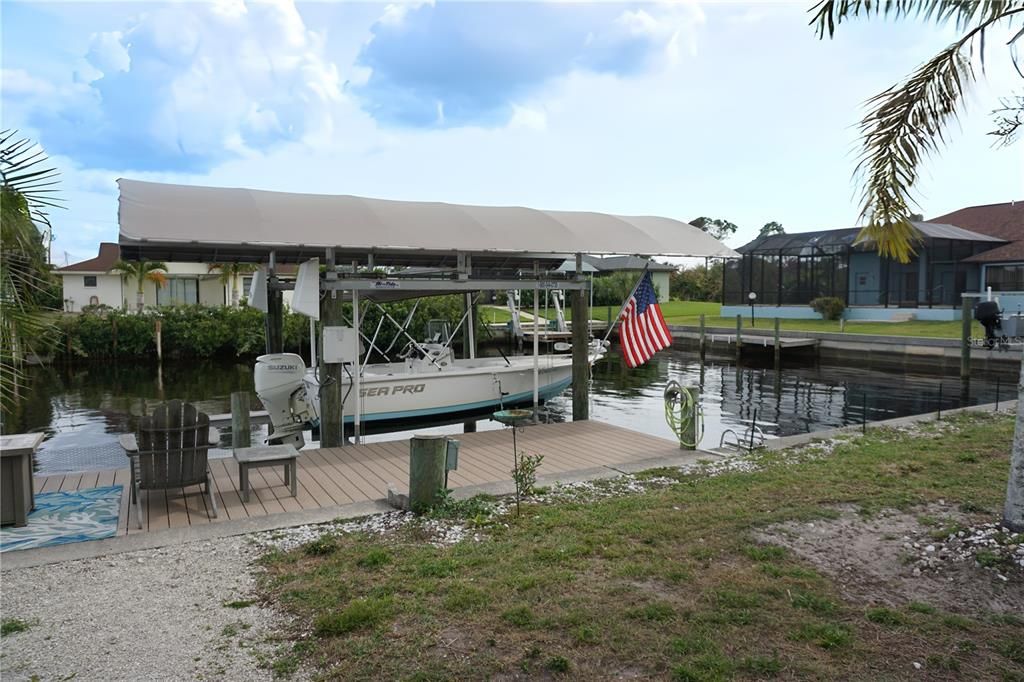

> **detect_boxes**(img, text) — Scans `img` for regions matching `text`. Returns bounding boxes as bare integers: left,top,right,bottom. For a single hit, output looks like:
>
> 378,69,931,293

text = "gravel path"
1,536,304,681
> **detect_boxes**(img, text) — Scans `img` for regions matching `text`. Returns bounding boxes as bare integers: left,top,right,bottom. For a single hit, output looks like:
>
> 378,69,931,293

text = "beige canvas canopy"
117,179,738,265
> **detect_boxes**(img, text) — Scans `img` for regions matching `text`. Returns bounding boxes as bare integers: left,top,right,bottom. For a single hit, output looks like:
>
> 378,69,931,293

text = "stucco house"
721,201,1023,320
56,242,288,312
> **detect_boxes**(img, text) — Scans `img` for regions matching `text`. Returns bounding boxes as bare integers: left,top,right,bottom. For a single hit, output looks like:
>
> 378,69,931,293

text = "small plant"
302,535,337,557
356,548,391,570
511,452,544,515
546,655,571,673
809,296,846,321
223,599,256,609
1,618,30,636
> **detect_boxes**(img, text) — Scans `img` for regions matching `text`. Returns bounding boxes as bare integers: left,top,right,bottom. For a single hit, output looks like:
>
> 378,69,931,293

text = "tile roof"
929,201,1024,263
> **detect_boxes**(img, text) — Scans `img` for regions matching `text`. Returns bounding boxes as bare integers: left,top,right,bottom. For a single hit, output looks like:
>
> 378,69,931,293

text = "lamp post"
748,291,757,328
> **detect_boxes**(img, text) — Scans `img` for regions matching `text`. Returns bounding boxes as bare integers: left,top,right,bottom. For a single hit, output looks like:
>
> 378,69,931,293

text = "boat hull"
305,355,579,429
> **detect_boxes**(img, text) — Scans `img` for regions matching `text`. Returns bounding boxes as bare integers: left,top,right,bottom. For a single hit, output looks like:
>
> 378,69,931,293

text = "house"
584,255,675,301
721,201,1023,320
56,243,292,312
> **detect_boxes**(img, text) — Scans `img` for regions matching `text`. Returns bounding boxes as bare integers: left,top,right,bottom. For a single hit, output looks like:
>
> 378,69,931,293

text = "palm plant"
113,260,168,312
208,262,257,306
812,0,1024,530
0,131,63,418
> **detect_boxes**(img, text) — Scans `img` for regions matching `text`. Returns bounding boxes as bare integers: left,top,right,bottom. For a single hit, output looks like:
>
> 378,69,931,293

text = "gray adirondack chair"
119,400,219,529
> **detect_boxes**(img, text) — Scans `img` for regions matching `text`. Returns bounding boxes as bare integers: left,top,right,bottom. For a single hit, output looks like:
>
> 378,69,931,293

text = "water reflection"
6,348,1010,475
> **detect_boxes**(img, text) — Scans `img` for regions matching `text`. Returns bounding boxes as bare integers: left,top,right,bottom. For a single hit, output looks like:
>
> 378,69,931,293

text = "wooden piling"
960,297,972,379
571,255,590,421
320,294,345,449
680,385,700,451
735,314,742,363
409,435,447,513
773,317,781,370
698,314,706,364
231,391,251,449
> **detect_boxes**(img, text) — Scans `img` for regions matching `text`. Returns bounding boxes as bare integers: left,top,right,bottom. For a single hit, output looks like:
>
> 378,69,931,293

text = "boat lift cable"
664,379,704,449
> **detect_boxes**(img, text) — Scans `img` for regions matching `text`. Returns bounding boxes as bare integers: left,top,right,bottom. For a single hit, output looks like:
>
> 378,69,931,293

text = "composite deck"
34,421,685,536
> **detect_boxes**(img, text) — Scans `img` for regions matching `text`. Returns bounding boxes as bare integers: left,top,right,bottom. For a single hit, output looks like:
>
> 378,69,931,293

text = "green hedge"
53,297,480,361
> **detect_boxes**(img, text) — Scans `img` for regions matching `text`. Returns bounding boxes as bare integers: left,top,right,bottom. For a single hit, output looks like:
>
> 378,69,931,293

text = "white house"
583,255,675,301
56,243,291,312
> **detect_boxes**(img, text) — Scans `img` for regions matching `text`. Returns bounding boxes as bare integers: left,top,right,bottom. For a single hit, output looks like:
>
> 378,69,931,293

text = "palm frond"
0,130,65,228
810,0,1024,39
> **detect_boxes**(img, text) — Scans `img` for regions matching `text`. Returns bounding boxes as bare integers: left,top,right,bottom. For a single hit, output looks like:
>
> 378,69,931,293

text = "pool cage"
723,227,988,309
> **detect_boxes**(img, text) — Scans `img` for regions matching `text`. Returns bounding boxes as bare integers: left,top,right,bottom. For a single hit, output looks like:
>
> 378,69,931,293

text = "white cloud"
1,69,56,97
21,0,346,172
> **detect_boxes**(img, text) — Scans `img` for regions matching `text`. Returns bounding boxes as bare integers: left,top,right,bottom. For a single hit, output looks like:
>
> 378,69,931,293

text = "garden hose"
664,379,704,448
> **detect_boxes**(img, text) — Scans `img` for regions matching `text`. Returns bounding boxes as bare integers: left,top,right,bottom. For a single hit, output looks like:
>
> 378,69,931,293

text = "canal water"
5,348,1012,475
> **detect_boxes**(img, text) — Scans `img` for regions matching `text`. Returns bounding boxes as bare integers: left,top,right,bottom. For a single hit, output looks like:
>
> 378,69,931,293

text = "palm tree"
207,262,257,306
112,260,168,312
812,0,1024,530
0,131,62,418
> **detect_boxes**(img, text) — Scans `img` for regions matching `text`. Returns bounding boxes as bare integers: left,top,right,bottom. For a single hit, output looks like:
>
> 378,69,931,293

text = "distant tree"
670,261,723,302
759,221,785,237
113,260,167,312
208,262,257,306
690,217,739,241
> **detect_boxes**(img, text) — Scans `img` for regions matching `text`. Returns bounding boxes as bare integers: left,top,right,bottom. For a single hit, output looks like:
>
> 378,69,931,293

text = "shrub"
809,296,846,321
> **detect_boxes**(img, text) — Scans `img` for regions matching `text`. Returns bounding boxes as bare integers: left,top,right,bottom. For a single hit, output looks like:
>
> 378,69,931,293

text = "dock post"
735,314,742,363
773,317,781,370
266,251,284,354
960,297,972,379
698,314,706,364
680,385,700,451
571,253,590,421
231,391,251,449
320,248,344,448
409,435,447,513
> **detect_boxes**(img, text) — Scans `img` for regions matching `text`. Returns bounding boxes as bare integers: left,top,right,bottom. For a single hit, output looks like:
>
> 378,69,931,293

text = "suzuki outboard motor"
974,300,1003,350
254,353,318,449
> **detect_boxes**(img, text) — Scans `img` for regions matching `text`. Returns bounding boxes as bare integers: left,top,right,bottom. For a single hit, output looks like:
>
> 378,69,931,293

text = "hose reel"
664,379,704,449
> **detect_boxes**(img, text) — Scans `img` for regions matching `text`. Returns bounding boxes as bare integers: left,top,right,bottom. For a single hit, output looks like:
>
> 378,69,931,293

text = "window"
83,275,97,288
156,278,199,306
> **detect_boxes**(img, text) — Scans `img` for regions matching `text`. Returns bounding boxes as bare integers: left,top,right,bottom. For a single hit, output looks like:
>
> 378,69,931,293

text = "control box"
322,326,360,364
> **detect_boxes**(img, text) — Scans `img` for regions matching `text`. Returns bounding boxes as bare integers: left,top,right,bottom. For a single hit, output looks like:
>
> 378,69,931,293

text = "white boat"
255,341,607,446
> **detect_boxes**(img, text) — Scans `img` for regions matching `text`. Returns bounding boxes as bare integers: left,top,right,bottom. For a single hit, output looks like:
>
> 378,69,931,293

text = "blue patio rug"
0,485,122,553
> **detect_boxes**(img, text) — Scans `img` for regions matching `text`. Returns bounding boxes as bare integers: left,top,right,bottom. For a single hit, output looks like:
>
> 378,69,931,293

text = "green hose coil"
664,379,704,448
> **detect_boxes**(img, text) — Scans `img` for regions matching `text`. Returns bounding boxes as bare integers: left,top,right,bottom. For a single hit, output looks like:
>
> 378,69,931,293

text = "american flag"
619,271,672,368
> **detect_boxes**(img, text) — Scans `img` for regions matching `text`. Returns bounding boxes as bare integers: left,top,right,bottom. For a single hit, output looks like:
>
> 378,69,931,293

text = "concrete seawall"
668,325,1023,374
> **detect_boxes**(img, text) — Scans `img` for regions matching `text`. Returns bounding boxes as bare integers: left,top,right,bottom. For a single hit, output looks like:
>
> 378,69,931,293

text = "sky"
2,0,1021,266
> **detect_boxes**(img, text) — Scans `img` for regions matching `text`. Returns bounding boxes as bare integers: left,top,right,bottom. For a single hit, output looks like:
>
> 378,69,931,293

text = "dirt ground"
757,503,1024,616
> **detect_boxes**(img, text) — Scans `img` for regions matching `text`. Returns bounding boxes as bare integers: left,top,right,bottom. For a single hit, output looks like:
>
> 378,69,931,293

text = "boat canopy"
117,179,738,266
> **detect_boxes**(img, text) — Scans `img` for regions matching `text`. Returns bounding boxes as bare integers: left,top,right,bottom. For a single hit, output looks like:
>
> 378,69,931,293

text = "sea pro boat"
255,328,607,448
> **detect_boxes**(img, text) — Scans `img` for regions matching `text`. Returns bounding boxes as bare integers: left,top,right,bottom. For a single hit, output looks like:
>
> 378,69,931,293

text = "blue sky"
2,0,1020,265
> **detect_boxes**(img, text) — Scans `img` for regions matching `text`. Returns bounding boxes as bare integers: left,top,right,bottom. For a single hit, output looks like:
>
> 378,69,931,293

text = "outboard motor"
973,300,1003,350
254,353,318,449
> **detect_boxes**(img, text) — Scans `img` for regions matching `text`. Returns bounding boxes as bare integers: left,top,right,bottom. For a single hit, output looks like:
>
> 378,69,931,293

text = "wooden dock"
34,421,685,536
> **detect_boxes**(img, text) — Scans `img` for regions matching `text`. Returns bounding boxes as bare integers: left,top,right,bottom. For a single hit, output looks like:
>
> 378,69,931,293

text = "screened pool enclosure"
723,224,1004,309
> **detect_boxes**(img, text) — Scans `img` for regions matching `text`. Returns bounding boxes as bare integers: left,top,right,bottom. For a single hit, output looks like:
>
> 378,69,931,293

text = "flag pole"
602,263,651,343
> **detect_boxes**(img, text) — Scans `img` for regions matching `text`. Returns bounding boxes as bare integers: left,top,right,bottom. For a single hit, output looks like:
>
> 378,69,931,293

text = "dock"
32,421,699,536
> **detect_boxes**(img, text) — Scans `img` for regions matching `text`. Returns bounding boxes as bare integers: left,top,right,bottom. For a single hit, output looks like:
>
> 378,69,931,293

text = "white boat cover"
117,179,738,260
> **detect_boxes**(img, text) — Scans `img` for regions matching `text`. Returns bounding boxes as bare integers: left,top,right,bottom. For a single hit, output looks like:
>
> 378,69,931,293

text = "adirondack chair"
119,400,219,529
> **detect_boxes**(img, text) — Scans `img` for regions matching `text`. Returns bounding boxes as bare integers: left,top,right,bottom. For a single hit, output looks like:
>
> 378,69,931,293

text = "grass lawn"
258,413,1022,680
484,301,980,339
